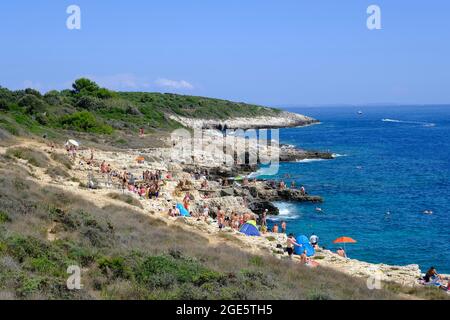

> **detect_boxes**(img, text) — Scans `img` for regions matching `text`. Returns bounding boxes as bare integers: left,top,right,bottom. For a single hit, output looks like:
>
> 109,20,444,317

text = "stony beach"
2,124,446,290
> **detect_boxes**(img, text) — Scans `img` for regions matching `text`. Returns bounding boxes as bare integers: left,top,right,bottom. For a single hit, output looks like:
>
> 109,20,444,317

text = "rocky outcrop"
247,183,323,203
169,111,318,130
248,200,279,215
279,144,334,162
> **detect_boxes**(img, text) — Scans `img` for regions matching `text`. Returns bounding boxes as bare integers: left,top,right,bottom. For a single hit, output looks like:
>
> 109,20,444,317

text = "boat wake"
381,119,435,127
295,158,326,163
332,153,347,158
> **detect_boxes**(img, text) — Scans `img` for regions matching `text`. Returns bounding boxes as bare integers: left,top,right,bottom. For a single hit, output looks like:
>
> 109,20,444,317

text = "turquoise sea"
260,105,450,273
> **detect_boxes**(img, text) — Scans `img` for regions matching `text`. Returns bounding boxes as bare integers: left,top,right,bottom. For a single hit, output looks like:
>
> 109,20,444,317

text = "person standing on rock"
300,186,306,196
281,221,287,233
286,234,300,259
310,233,319,248
202,204,210,222
217,206,225,230
261,209,268,227
183,193,190,210
273,224,279,233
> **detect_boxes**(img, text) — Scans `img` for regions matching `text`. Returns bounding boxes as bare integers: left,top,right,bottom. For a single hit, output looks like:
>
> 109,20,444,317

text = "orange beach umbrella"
333,236,357,244
333,236,357,257
135,156,145,162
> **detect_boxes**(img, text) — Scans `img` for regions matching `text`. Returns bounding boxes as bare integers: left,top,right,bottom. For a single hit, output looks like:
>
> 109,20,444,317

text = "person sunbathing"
138,185,146,197
168,205,180,217
423,267,444,287
337,247,347,258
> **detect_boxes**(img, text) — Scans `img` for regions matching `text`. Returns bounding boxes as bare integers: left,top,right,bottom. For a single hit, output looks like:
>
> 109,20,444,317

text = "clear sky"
0,0,449,106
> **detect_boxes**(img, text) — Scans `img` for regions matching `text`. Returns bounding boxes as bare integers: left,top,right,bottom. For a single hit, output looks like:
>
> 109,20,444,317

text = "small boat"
357,110,363,115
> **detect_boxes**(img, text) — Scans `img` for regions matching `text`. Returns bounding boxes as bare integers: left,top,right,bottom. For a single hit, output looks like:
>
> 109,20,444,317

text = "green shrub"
0,99,9,111
18,94,46,114
307,289,333,300
0,211,11,224
59,111,113,134
43,90,62,105
249,256,264,267
134,255,223,288
75,96,106,110
18,275,45,297
97,256,131,279
29,256,59,274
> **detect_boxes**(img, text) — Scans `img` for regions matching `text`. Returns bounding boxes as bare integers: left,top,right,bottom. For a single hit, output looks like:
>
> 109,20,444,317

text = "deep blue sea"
260,106,450,273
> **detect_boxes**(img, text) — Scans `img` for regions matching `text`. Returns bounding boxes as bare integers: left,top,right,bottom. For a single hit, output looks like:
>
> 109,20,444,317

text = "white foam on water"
296,158,326,163
269,202,300,221
332,153,347,158
381,118,435,127
247,167,272,178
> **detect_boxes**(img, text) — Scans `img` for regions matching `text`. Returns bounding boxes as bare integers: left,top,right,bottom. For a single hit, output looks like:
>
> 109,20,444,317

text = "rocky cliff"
169,111,318,130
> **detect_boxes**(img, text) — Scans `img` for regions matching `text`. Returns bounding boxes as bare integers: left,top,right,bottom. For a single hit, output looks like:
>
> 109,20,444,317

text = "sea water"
259,105,450,273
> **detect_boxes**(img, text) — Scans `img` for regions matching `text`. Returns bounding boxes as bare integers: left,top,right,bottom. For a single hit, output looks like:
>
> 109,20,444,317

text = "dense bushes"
0,99,9,111
0,78,284,139
18,94,46,114
75,96,106,110
59,111,113,134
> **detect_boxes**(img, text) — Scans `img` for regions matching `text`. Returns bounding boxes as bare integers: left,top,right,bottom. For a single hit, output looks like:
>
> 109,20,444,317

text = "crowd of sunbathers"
61,147,450,279
117,170,163,199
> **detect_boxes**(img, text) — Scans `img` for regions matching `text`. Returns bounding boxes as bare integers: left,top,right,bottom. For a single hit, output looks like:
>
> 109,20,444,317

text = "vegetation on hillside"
0,79,281,144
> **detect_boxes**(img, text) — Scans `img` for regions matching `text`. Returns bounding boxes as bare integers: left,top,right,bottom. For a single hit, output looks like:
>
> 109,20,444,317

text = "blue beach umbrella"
294,235,315,257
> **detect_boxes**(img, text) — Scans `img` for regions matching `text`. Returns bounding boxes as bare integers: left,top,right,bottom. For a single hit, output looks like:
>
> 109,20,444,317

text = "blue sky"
0,0,449,106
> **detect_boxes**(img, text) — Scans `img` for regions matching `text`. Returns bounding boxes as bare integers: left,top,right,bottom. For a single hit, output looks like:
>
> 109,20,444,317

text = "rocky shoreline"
3,138,447,290
3,107,445,291
169,111,318,130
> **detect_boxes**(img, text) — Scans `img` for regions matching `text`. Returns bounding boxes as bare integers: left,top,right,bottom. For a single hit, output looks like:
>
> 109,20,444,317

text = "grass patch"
45,166,70,179
50,153,72,169
5,147,49,168
107,193,143,209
